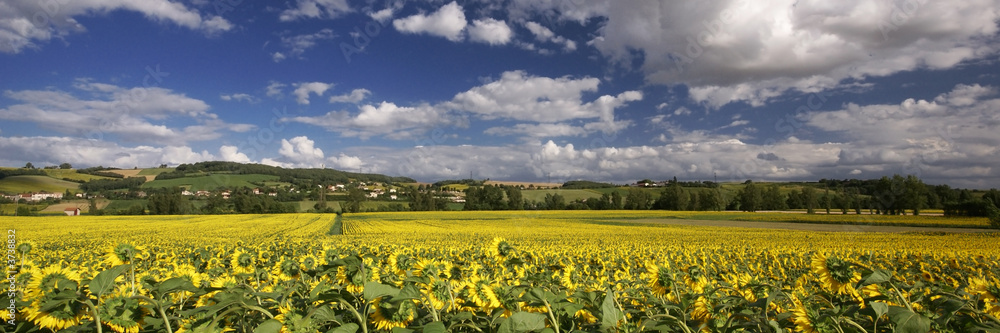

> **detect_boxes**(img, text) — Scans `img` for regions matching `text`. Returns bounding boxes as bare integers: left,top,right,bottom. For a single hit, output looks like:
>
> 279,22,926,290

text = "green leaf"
89,264,131,298
887,306,930,333
253,319,283,333
390,284,422,303
155,277,198,296
391,328,415,333
423,321,447,333
870,301,888,320
364,282,400,301
767,320,783,333
600,291,623,329
329,323,360,333
498,312,547,333
860,270,893,287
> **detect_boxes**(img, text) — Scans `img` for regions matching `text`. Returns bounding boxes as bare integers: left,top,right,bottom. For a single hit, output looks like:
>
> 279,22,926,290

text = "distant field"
485,180,563,188
137,167,174,175
142,174,280,191
42,169,115,182
0,175,79,194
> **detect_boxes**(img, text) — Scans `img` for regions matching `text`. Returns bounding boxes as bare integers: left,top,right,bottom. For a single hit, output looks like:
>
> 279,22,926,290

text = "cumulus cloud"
266,81,287,98
328,153,363,170
292,82,334,105
219,145,251,163
0,79,253,144
0,0,233,54
393,1,467,42
588,0,1000,108
468,18,513,45
278,136,325,167
279,0,352,21
328,88,371,104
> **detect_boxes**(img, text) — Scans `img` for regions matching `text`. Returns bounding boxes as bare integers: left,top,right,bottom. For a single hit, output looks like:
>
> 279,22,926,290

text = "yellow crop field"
1,211,998,333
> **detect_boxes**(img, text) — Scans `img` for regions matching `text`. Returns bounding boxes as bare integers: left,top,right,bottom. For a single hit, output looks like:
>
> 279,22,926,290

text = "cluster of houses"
325,182,400,200
2,191,63,202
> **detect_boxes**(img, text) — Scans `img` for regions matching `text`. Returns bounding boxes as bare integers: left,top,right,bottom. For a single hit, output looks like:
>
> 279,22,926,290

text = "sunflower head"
99,287,147,333
487,237,515,261
107,243,143,266
231,249,257,275
369,298,418,330
23,266,88,331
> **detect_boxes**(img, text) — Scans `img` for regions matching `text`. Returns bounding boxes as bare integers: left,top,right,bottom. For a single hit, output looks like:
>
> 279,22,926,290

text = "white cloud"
484,123,587,138
284,101,466,140
369,7,397,23
588,1,1000,108
220,93,258,103
447,70,641,124
468,18,513,45
0,136,217,168
0,0,233,54
279,0,352,21
328,153,363,170
273,29,335,61
278,136,325,167
393,1,467,42
523,21,576,52
328,88,371,104
292,82,334,105
266,81,287,98
219,145,251,163
0,79,253,144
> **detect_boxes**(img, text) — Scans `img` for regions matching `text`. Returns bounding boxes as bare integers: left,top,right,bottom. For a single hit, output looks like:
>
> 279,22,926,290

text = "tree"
987,202,1000,229
24,162,34,169
59,163,72,169
762,185,787,210
147,188,188,215
345,187,366,213
737,181,762,212
802,187,817,214
654,182,686,210
544,193,566,210
624,188,652,210
611,191,623,210
504,186,523,210
695,190,717,211
786,189,803,209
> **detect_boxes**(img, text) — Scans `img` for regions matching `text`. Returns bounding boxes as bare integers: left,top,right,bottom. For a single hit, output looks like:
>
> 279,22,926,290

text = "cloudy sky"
1,0,998,188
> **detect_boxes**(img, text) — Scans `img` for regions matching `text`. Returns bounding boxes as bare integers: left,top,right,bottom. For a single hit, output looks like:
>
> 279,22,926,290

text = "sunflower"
466,278,502,310
98,287,147,333
574,309,598,324
486,237,515,262
643,260,673,297
230,249,256,275
274,305,322,333
811,253,861,295
422,279,454,312
691,296,713,323
274,258,302,281
968,276,1000,317
369,298,418,330
106,243,144,267
22,266,88,332
790,295,818,333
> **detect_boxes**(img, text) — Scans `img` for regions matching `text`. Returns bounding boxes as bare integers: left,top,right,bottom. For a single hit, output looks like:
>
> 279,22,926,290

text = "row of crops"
1,211,998,332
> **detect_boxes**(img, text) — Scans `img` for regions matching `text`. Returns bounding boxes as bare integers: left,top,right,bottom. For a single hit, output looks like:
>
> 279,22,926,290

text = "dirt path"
621,218,998,233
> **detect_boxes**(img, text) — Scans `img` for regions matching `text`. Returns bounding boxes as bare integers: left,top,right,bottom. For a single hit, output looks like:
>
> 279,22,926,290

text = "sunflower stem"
84,299,103,333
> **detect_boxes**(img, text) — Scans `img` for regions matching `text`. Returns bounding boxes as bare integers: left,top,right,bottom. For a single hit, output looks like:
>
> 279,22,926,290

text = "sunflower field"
1,211,999,333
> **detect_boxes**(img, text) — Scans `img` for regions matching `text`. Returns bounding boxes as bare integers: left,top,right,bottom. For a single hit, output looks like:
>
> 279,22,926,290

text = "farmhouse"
64,207,81,216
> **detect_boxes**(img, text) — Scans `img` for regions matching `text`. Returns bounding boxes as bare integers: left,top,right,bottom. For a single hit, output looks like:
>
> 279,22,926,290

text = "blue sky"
1,0,999,188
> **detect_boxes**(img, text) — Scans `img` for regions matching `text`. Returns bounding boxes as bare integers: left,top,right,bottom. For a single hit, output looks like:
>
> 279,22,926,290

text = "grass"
142,174,280,191
299,200,343,212
104,199,148,211
0,175,80,194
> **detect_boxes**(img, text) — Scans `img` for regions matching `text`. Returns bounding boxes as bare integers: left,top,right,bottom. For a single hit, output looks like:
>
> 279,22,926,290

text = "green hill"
42,169,117,182
142,174,281,191
0,175,79,194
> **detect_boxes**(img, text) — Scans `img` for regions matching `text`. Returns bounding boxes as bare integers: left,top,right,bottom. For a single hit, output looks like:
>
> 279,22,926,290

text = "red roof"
64,207,80,211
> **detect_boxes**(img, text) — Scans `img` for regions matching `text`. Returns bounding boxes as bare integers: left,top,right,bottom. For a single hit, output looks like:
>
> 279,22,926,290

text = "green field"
41,169,116,182
137,167,175,175
520,188,605,202
0,175,79,194
142,174,280,191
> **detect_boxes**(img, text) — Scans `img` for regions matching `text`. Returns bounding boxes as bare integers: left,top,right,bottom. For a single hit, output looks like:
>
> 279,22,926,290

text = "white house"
64,207,81,216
